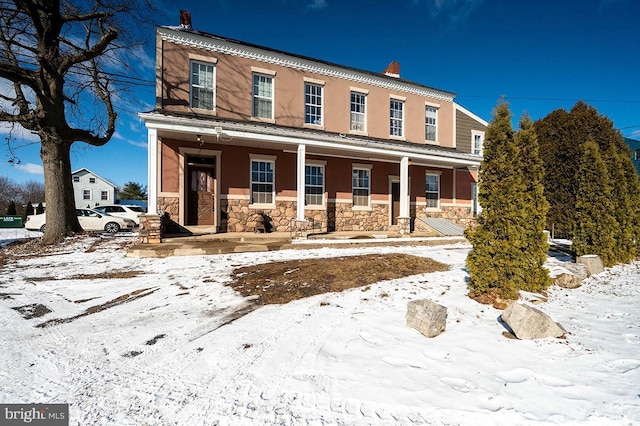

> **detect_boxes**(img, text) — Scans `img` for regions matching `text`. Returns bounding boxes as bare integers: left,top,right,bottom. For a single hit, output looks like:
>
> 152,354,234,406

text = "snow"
1,229,639,425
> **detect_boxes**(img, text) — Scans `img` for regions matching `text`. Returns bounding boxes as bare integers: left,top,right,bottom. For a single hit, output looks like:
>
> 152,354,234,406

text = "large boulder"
501,303,566,340
577,255,604,276
406,299,447,338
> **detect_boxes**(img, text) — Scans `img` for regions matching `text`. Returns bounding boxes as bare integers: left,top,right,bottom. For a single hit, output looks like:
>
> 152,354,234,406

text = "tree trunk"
40,139,82,243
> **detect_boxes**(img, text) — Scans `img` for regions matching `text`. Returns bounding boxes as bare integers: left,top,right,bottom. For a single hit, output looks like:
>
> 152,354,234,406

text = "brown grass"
228,254,449,305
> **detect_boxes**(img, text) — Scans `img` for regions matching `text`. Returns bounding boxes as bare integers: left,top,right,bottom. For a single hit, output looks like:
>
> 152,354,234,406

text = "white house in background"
71,168,118,208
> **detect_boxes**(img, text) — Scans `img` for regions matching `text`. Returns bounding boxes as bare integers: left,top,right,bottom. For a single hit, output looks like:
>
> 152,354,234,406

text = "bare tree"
18,179,44,204
0,175,18,204
0,0,154,242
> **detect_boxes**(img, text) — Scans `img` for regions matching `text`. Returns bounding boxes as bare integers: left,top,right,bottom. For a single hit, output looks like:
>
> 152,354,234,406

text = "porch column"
296,144,306,221
147,128,158,215
400,156,409,217
398,156,411,235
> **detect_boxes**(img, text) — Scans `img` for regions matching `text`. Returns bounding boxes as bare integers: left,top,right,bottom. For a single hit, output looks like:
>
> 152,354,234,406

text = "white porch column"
400,156,409,217
296,144,306,221
147,128,158,215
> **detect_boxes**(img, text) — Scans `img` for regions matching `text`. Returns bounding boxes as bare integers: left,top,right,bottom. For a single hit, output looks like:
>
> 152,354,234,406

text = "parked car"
93,204,145,226
25,208,136,233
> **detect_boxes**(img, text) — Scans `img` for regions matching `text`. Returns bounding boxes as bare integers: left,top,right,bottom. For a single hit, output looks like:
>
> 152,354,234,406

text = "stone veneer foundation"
158,196,475,233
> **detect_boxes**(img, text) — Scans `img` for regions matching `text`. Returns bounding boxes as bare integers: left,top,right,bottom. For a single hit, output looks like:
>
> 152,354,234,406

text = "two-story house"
72,168,118,208
140,15,486,235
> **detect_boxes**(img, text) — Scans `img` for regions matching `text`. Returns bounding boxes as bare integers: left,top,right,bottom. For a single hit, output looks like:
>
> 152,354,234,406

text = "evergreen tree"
513,115,552,293
5,200,17,215
23,201,34,221
36,202,45,215
466,101,547,300
119,182,147,201
572,139,618,267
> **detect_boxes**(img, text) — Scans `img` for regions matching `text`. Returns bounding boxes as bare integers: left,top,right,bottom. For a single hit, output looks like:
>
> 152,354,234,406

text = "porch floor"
127,228,467,258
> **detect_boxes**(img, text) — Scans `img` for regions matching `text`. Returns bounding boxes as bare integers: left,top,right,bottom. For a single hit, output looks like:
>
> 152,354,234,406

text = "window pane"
305,83,322,125
425,107,437,141
191,61,215,110
305,165,324,205
425,174,439,208
350,92,366,131
390,100,403,136
352,168,370,207
251,160,274,204
253,74,273,118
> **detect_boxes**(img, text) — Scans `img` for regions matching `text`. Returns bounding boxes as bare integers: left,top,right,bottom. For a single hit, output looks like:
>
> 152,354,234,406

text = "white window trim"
472,130,485,156
303,82,324,128
425,105,438,143
190,60,217,112
304,161,326,208
82,189,92,201
249,154,276,208
389,98,405,141
350,91,367,135
352,164,372,210
252,72,275,122
100,190,109,201
425,171,441,210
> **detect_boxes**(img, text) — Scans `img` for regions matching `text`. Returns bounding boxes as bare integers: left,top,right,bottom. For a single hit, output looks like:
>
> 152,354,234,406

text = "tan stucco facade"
143,26,487,234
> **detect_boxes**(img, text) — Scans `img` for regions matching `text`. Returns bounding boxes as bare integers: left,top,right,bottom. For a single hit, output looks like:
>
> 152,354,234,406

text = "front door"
391,182,400,225
187,157,215,226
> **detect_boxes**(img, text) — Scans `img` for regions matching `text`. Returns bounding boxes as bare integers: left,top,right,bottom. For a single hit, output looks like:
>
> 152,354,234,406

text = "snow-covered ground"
1,229,639,425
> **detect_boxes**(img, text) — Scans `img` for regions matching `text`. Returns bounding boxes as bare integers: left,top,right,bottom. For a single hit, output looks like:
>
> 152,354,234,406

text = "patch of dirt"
228,254,449,305
26,270,144,282
36,287,158,328
12,303,52,319
145,334,167,345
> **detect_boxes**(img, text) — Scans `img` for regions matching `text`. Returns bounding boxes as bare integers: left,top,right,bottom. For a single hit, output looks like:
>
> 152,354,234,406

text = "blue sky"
2,0,639,187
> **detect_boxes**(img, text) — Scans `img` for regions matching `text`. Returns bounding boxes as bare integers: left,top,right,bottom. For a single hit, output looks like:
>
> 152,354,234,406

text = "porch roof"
140,111,482,170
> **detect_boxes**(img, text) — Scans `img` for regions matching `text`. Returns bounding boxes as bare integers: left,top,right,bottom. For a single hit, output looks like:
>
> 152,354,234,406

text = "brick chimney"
180,10,192,29
383,61,400,78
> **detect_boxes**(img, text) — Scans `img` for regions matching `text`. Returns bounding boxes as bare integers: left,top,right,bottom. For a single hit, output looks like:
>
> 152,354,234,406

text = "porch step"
415,217,465,236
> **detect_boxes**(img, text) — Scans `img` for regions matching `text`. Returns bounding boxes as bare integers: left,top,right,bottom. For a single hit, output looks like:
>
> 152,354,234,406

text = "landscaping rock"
577,255,604,276
406,299,447,338
492,297,513,310
500,303,566,340
554,273,582,289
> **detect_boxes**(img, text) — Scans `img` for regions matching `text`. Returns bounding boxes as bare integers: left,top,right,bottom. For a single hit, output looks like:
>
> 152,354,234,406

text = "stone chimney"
180,10,192,29
383,61,400,78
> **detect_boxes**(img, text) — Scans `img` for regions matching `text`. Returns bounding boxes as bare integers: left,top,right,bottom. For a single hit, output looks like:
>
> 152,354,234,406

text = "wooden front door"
391,182,400,225
187,161,215,226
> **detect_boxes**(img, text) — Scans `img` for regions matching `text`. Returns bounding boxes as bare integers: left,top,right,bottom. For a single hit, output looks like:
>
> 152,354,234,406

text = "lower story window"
83,189,91,200
352,168,370,207
425,173,440,208
251,160,274,204
101,190,108,201
305,165,324,206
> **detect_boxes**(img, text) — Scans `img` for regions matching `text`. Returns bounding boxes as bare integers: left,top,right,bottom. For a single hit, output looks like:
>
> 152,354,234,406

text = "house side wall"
455,109,486,154
72,170,116,208
159,37,456,149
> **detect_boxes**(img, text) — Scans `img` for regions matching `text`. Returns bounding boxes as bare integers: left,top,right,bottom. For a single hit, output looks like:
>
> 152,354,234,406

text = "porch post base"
140,214,163,244
397,216,411,237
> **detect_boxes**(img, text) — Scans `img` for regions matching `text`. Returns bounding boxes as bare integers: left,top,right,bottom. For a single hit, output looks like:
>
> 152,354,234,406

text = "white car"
93,204,145,226
25,208,136,233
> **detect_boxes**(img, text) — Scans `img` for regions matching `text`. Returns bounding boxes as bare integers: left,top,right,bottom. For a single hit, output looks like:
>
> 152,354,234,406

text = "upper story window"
472,130,485,156
89,177,96,183
350,92,366,132
425,106,437,142
304,83,323,125
73,176,80,183
305,164,324,206
425,173,440,208
250,158,275,205
190,61,216,110
352,167,370,207
253,74,274,119
390,99,404,137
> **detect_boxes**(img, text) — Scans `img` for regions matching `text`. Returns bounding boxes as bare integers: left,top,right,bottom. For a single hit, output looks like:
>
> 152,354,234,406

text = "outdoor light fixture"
196,135,202,143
